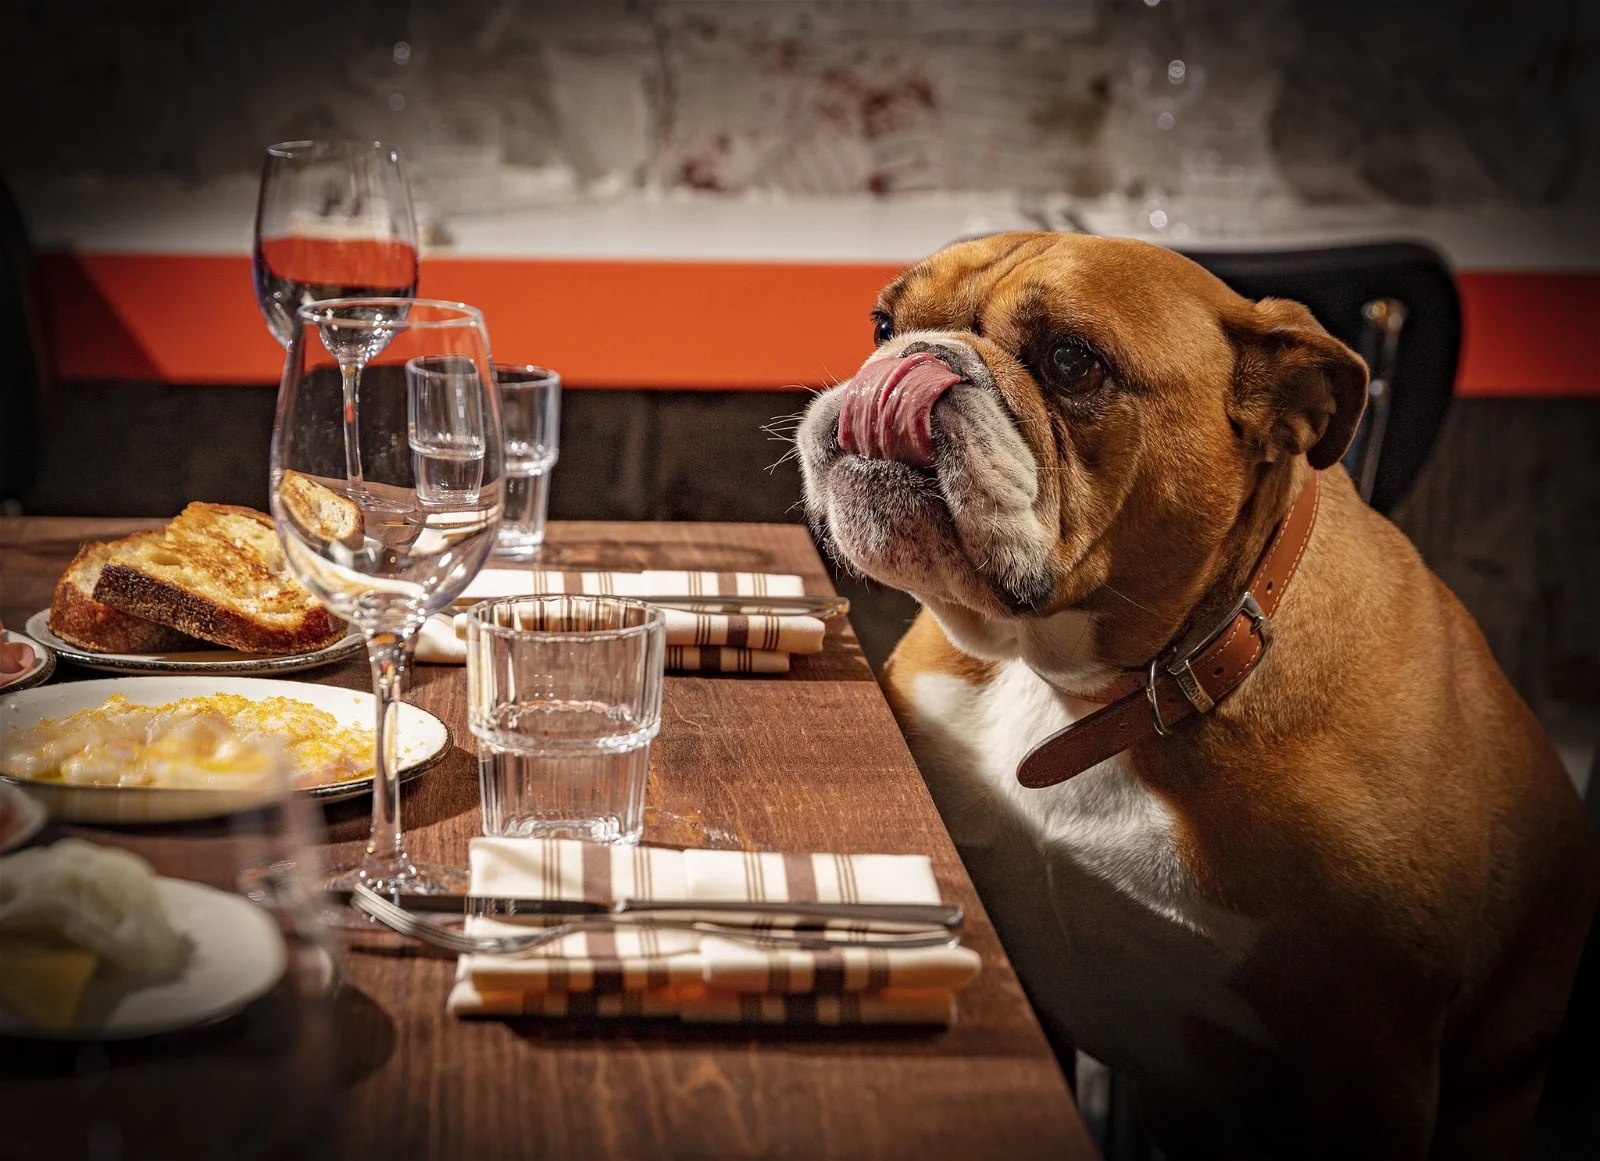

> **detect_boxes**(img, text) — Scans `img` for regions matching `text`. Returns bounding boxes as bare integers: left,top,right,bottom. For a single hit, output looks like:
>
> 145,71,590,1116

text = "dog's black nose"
897,341,967,376
999,569,1057,615
896,340,999,393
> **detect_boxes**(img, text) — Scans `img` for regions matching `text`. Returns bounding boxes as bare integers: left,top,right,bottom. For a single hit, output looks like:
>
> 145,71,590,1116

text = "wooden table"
0,517,1094,1161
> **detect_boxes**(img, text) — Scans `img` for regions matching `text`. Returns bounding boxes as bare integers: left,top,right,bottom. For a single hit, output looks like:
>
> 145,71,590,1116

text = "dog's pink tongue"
836,353,962,466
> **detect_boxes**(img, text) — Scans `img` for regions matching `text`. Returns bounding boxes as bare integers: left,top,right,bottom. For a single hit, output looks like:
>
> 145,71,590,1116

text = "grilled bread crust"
48,534,215,654
91,503,347,654
278,470,363,545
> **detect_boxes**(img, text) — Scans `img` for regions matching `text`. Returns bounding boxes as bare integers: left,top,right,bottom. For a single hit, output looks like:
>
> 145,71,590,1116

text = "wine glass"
0,747,337,1158
270,299,504,896
254,140,420,511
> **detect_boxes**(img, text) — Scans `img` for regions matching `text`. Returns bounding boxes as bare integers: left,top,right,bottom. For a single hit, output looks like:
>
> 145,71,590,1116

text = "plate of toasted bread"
30,502,364,676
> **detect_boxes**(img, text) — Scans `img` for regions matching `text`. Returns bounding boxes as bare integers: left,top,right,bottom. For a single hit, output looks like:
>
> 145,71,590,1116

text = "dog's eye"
872,313,894,346
1044,340,1105,396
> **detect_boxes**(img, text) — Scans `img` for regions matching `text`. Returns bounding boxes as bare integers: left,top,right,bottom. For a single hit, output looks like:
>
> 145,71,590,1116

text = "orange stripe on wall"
31,252,1599,395
33,253,902,389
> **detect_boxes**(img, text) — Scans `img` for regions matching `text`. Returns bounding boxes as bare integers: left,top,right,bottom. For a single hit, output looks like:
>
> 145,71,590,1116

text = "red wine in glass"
254,236,418,347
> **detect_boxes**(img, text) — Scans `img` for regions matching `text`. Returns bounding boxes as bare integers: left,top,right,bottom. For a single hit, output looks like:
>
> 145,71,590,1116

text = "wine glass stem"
361,628,416,881
340,362,369,496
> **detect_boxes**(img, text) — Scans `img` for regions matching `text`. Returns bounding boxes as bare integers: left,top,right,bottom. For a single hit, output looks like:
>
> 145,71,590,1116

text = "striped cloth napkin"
445,839,982,1026
415,569,826,674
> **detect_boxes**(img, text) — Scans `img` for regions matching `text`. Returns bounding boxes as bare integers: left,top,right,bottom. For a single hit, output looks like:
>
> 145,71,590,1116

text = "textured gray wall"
4,0,1595,211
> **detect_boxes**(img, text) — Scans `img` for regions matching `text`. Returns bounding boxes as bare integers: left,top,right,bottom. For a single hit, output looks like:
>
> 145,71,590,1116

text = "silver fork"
350,885,960,956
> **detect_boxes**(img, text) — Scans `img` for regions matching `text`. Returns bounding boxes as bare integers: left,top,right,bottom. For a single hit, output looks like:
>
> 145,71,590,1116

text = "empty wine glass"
254,140,420,511
270,299,504,896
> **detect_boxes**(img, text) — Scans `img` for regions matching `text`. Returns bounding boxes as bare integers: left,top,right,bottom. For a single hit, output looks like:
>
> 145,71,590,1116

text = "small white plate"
24,610,364,677
0,629,55,694
0,676,452,823
0,782,47,853
0,876,288,1041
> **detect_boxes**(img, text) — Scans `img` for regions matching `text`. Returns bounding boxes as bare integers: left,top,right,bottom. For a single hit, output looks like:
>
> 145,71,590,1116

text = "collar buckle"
1145,591,1270,737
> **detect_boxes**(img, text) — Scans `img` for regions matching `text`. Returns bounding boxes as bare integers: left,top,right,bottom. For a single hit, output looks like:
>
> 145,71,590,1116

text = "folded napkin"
416,569,826,673
447,982,958,1026
445,839,982,1026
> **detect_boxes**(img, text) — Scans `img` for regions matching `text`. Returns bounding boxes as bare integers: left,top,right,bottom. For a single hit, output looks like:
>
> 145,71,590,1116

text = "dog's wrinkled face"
797,232,1365,680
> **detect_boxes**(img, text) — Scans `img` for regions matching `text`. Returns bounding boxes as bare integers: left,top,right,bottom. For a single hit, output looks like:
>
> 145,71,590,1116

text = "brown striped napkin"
416,569,825,673
447,984,958,1026
445,839,981,1026
470,569,806,599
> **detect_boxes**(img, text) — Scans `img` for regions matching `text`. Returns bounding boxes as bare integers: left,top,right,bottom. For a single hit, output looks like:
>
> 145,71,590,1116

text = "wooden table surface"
0,517,1094,1161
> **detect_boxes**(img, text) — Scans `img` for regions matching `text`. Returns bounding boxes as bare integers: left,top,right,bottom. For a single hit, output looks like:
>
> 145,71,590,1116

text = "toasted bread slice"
48,534,216,654
91,503,347,654
278,470,363,546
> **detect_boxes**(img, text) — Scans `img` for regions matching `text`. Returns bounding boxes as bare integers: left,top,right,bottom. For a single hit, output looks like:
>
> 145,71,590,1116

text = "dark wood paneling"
1389,398,1600,719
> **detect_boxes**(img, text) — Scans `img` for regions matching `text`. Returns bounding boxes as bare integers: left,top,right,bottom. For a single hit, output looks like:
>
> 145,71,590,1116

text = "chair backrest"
1528,751,1600,1157
1180,243,1461,515
0,171,44,508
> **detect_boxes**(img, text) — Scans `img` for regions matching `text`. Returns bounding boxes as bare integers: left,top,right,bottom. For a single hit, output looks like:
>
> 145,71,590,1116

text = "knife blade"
451,594,849,619
629,594,850,620
325,890,961,929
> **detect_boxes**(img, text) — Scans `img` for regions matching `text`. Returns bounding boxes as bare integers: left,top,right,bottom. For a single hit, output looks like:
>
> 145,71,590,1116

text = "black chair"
1181,242,1461,515
0,171,44,509
1528,752,1600,1158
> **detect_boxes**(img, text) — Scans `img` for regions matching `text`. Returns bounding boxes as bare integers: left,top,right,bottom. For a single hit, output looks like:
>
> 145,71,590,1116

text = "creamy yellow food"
3,693,375,790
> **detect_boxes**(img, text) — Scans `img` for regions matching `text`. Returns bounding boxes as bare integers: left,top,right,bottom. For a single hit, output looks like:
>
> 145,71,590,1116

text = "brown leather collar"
1016,474,1322,789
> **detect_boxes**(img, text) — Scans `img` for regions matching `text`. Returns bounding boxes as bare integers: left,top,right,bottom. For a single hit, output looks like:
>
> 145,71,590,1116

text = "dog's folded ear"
1225,298,1370,470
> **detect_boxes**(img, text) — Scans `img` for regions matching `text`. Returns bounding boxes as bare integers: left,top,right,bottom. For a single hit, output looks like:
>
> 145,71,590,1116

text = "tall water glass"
407,355,489,508
271,299,503,894
492,364,561,559
465,595,665,844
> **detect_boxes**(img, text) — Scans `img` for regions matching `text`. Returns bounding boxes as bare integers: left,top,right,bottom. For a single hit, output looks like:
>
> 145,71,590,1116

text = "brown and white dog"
796,232,1599,1158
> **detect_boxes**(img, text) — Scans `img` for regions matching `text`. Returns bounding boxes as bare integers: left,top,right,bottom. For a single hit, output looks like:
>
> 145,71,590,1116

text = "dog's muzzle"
835,352,962,466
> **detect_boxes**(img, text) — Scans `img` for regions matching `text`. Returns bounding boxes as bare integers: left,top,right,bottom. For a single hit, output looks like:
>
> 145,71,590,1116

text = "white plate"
0,876,288,1041
0,676,452,823
0,629,55,694
0,782,47,853
25,610,364,677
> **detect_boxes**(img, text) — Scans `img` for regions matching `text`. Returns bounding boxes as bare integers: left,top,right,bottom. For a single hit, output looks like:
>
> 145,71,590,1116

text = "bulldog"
795,232,1598,1158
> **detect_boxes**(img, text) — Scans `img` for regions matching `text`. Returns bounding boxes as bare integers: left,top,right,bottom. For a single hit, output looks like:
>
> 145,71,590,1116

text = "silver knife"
451,594,849,620
630,594,850,620
326,890,960,929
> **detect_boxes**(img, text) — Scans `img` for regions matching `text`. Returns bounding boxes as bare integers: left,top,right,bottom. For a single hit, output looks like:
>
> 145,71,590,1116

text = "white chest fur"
903,661,1273,1081
909,662,1199,923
